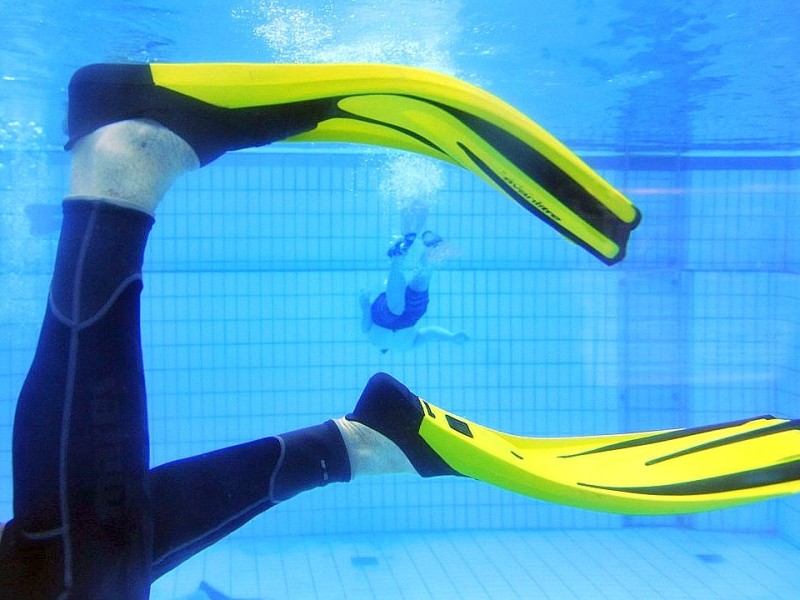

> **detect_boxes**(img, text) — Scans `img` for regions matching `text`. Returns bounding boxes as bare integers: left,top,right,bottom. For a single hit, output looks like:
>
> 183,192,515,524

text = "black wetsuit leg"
0,199,354,596
0,200,154,599
148,420,351,581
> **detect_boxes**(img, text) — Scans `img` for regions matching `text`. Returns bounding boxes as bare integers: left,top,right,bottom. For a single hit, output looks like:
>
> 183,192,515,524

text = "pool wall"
1,148,798,545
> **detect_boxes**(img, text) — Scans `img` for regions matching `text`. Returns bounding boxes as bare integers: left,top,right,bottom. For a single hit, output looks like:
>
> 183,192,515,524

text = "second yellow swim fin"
349,373,800,516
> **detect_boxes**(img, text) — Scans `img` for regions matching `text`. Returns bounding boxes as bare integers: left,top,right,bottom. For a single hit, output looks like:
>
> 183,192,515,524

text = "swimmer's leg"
384,253,410,315
148,374,455,580
2,116,196,597
383,202,430,314
4,200,155,599
407,264,432,294
407,234,443,293
400,201,428,235
148,421,351,580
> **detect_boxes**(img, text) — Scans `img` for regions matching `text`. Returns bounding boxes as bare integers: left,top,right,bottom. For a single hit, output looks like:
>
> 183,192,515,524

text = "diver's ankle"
333,417,415,477
68,119,199,215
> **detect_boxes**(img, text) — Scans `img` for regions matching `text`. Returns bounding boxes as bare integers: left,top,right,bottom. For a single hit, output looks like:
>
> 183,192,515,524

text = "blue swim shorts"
370,288,430,331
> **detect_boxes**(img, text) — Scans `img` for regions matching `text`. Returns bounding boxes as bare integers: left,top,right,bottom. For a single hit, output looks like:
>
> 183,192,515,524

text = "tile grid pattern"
150,529,800,600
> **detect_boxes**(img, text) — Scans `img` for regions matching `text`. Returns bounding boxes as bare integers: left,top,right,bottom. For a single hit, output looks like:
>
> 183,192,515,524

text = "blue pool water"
1,1,799,599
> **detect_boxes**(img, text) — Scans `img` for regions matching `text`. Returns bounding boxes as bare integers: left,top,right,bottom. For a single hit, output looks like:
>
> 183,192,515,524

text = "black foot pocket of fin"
65,63,331,166
347,372,459,478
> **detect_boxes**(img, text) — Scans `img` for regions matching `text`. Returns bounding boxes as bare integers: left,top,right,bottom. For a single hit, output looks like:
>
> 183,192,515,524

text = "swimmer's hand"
359,291,372,310
453,332,470,345
359,291,373,333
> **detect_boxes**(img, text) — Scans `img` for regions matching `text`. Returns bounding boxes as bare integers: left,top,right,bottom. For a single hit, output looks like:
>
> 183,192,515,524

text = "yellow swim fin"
419,399,800,515
67,62,641,264
348,373,800,515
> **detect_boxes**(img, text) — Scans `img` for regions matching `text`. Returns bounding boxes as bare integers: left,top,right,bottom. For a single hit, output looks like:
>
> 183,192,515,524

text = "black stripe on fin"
448,107,640,243
458,143,627,264
560,416,793,460
579,459,800,497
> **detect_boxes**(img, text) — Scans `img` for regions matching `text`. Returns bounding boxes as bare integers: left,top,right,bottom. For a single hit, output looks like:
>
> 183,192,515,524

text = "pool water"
1,1,799,599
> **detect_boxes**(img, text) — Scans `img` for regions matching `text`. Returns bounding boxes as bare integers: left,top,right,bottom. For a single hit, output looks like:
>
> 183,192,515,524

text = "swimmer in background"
360,201,469,353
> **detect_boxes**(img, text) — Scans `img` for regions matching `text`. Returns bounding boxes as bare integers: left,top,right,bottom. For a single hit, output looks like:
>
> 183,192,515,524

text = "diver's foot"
421,230,443,248
344,372,458,478
420,230,459,264
452,332,470,345
387,232,417,258
66,63,326,166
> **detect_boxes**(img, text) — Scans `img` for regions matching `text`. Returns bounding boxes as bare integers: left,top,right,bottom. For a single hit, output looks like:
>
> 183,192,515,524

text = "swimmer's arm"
359,292,372,333
413,326,470,347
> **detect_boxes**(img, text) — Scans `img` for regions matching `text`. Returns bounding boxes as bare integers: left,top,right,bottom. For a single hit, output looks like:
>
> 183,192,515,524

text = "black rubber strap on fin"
348,373,459,478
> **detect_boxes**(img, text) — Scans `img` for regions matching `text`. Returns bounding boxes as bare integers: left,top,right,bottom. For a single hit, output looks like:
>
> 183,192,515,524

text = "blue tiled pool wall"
0,149,798,545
